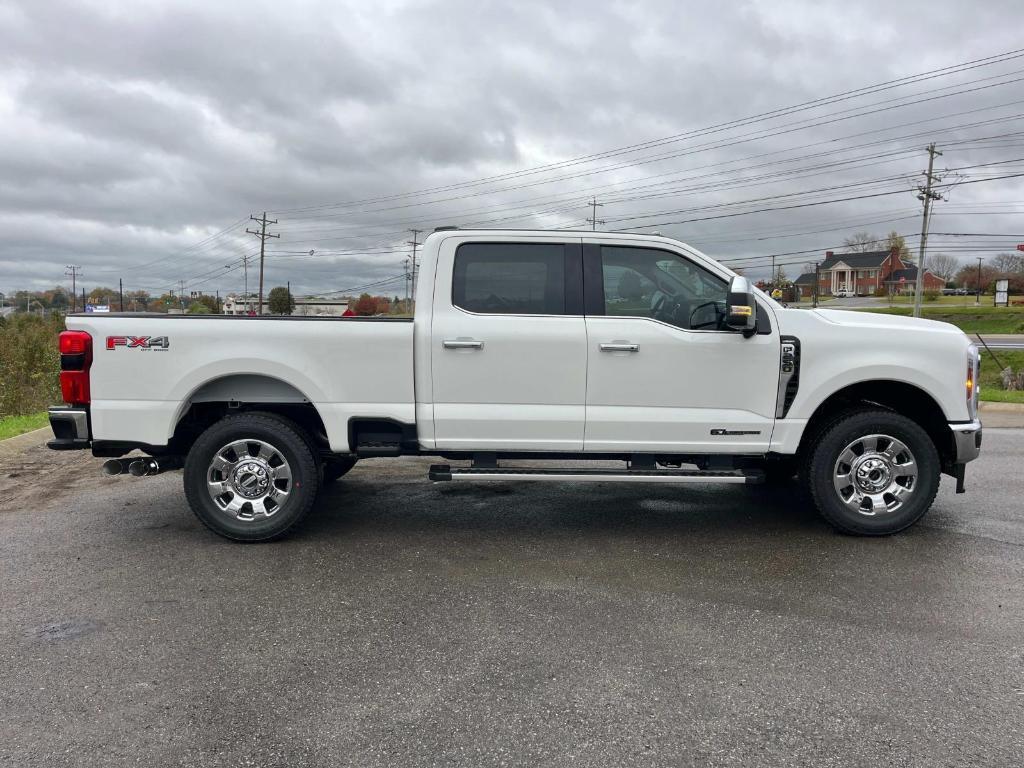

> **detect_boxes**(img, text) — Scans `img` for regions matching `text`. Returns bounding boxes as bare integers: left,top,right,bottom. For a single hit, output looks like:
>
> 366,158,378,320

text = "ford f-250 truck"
47,229,982,541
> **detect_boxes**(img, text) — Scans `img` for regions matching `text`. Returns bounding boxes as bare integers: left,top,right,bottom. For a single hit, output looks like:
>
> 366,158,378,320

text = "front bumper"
950,420,982,464
47,406,91,450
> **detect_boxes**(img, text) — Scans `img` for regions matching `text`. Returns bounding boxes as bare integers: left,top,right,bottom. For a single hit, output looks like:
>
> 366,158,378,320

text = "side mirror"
725,275,757,337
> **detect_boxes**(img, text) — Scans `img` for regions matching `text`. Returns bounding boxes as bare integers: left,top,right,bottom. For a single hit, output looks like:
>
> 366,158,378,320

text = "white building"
222,294,349,316
293,298,350,316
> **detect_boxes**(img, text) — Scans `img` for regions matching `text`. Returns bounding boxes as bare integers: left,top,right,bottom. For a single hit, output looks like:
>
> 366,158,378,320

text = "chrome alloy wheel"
833,433,918,516
206,439,293,521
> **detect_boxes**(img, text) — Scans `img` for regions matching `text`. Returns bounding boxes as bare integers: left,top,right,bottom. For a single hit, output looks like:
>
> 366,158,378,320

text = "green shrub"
0,314,63,418
923,290,940,302
873,286,888,298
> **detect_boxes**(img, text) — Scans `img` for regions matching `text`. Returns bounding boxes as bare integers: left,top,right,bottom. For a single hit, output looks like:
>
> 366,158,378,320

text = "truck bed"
66,314,415,452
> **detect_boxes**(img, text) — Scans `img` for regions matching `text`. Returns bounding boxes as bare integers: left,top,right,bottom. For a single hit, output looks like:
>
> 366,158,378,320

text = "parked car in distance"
46,228,983,542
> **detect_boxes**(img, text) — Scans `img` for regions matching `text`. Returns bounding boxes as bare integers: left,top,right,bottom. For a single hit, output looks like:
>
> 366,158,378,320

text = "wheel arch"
170,374,330,455
796,379,954,469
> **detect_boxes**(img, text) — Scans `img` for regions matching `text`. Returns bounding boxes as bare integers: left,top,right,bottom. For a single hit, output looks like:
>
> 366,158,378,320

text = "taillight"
59,330,92,405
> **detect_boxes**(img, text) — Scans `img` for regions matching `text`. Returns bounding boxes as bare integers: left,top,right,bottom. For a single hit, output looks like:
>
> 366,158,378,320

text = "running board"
429,465,764,485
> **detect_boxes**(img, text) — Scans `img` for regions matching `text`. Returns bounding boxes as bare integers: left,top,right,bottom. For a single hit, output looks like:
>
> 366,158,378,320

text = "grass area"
0,411,49,440
978,349,1024,403
883,295,990,306
847,305,1024,334
980,389,1024,404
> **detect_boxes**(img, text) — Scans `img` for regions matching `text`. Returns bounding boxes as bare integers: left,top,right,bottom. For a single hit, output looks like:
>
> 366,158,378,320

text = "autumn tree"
87,287,118,306
886,231,912,261
955,263,999,293
351,293,390,315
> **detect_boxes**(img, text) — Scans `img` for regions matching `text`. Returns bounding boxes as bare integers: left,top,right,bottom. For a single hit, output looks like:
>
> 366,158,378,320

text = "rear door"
429,236,587,451
583,241,780,454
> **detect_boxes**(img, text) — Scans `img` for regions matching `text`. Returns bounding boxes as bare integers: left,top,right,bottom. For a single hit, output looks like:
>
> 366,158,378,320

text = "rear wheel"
184,412,320,542
805,410,940,535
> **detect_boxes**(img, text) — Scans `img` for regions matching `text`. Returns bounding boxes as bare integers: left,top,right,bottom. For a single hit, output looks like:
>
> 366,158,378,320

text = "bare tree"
927,253,960,282
843,231,883,252
991,252,1024,274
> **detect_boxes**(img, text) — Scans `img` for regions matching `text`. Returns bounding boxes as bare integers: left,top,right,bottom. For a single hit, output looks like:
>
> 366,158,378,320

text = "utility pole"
587,197,605,230
287,281,292,315
813,262,820,308
407,229,422,302
65,265,81,312
912,143,943,318
976,257,983,306
119,278,124,312
247,212,279,315
177,280,186,311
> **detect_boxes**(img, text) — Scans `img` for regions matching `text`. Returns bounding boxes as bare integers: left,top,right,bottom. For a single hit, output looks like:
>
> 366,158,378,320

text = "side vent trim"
776,336,801,418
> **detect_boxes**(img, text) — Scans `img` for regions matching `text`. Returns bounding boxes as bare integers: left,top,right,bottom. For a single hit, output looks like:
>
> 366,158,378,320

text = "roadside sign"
994,278,1009,307
85,304,110,313
1016,244,1024,252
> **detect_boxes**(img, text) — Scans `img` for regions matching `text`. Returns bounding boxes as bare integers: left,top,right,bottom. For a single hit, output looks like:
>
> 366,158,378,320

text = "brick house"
794,247,944,298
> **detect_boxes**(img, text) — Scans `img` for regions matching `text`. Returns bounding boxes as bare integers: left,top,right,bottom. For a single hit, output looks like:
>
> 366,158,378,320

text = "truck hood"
810,308,967,337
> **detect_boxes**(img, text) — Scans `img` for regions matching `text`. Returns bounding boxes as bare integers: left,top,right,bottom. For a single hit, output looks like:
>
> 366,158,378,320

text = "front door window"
599,246,729,330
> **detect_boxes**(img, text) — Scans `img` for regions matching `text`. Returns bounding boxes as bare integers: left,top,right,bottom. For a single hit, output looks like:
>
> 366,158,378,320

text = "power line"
268,48,1024,216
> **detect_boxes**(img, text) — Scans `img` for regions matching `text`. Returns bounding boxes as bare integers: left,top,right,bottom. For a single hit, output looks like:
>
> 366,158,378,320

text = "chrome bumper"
47,406,91,450
950,419,982,464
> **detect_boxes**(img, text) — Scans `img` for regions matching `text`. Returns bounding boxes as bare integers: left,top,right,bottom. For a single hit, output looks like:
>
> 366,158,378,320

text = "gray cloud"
1,0,1022,299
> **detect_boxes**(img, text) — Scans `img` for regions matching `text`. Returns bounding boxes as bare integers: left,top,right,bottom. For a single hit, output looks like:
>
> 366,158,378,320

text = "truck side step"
428,465,764,484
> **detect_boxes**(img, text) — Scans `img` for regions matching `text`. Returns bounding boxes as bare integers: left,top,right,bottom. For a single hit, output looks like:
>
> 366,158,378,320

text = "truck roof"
427,227,683,245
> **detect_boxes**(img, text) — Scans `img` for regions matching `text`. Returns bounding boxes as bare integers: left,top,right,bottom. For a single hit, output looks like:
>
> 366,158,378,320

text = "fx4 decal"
106,335,170,351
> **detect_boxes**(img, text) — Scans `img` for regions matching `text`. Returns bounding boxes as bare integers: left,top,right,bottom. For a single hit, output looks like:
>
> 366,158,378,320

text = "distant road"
976,335,1024,350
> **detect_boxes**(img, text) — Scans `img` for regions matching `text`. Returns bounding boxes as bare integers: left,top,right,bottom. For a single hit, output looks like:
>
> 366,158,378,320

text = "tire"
804,409,940,536
183,412,321,542
322,457,357,484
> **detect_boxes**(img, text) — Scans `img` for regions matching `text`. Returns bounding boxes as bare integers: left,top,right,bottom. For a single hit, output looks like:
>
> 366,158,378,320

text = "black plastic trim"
565,243,584,316
582,243,605,315
60,353,87,371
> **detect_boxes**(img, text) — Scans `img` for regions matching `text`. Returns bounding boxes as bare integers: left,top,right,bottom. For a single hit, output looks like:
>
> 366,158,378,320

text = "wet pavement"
1,430,1022,766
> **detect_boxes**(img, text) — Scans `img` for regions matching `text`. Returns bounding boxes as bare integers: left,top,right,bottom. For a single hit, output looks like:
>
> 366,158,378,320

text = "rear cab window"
452,242,569,315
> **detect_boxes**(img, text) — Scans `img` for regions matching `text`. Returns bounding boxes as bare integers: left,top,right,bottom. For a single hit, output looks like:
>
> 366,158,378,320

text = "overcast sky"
1,0,1022,300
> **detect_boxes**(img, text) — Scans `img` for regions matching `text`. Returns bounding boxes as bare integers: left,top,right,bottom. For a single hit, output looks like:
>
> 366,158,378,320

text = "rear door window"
453,243,567,315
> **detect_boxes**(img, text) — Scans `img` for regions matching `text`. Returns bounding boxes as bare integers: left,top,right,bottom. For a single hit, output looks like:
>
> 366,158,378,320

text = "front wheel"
184,412,321,542
805,410,940,535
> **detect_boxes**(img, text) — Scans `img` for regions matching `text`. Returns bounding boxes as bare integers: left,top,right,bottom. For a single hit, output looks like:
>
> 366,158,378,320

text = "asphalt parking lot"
1,430,1023,767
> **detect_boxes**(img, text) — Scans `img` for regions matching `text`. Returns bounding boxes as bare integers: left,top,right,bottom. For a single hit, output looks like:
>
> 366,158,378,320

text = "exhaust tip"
102,460,124,476
128,459,151,477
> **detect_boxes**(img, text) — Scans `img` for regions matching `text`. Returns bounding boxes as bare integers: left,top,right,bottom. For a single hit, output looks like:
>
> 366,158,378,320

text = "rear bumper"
47,406,91,450
950,420,982,464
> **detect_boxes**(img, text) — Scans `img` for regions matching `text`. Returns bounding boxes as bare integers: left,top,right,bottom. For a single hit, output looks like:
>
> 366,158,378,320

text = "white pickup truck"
47,229,982,541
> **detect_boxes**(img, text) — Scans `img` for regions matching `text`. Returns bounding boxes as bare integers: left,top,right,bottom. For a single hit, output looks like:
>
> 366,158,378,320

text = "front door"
430,237,587,451
583,242,780,454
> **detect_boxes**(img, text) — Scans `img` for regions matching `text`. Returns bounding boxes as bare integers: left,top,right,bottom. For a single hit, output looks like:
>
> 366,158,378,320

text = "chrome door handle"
600,343,639,352
443,339,484,349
